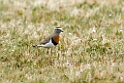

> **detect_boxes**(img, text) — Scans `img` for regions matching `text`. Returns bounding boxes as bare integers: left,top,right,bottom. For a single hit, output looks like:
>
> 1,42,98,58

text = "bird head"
54,27,63,34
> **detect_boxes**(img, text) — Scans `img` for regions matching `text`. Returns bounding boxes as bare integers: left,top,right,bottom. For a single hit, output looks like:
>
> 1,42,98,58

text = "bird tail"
33,44,37,47
33,44,44,47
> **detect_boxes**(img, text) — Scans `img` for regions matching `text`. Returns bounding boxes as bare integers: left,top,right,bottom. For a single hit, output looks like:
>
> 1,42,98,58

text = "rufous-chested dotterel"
33,27,63,48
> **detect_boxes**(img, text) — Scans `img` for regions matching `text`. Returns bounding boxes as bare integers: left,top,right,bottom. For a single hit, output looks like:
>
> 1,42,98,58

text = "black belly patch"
52,38,58,45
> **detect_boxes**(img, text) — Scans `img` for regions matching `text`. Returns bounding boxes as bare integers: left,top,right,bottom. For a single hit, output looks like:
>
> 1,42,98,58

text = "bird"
33,27,63,48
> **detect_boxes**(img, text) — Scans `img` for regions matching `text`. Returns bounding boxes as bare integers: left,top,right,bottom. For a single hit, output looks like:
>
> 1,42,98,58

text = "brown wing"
33,33,57,47
33,37,51,47
39,33,55,45
39,36,51,44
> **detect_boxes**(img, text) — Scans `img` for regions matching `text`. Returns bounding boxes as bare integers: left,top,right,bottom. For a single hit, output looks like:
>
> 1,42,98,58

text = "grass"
0,0,124,83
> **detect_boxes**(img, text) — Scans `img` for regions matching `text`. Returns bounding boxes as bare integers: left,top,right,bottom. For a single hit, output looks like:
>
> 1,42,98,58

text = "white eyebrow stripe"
55,28,63,31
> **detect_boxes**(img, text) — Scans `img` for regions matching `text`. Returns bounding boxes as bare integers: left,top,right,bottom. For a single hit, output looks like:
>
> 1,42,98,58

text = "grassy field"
0,0,124,83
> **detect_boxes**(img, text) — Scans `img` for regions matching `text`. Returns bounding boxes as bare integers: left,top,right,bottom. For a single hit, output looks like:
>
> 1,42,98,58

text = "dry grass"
0,0,124,83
